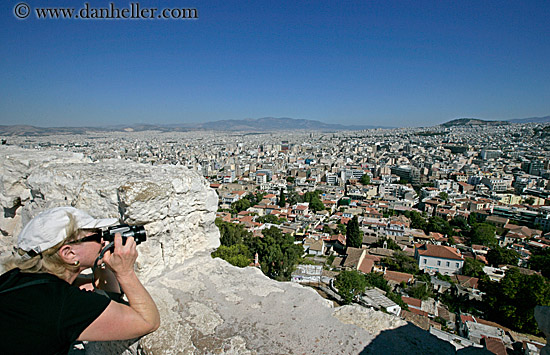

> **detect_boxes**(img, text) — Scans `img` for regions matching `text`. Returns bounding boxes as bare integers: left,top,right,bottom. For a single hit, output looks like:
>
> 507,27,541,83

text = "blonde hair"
3,213,88,278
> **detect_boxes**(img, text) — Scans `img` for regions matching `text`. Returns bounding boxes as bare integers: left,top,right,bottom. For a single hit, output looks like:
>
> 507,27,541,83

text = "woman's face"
70,231,104,268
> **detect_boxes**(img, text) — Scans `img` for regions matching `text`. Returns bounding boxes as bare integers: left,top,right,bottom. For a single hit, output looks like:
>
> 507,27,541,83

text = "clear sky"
1,0,549,128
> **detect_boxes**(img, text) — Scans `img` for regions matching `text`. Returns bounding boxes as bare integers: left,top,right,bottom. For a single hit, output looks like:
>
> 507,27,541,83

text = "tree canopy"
482,268,550,335
486,247,519,267
346,215,363,248
256,214,285,225
231,198,251,214
462,257,486,279
360,174,370,185
404,210,427,231
406,282,433,300
216,218,252,246
426,216,453,236
211,244,252,267
302,190,325,212
246,227,303,281
334,270,367,304
529,248,550,279
373,237,400,251
278,188,286,207
469,223,498,247
382,251,419,275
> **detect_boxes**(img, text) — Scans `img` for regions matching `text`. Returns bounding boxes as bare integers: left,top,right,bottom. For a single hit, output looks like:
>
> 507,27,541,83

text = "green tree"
334,270,367,304
346,215,363,248
468,212,484,225
405,210,428,231
439,192,449,202
286,190,300,205
470,223,497,247
486,247,520,267
212,244,252,267
360,174,370,185
338,198,350,207
216,218,252,246
529,248,550,279
450,216,470,232
322,224,333,234
278,188,286,207
303,190,325,212
382,251,419,275
245,192,265,206
441,285,476,314
256,214,285,225
435,272,453,283
427,216,452,236
406,282,433,300
364,272,390,292
337,223,347,235
462,258,487,279
231,198,251,214
482,268,550,334
246,227,303,281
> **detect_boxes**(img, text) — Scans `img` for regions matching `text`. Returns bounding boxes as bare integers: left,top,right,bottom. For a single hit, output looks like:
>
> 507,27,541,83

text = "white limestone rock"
141,256,375,354
0,146,220,282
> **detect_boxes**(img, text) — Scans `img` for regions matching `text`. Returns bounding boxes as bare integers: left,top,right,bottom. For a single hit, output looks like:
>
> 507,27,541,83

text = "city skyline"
1,0,549,128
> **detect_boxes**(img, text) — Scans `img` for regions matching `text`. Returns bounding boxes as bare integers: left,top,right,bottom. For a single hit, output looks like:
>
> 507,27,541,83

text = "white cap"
17,206,118,257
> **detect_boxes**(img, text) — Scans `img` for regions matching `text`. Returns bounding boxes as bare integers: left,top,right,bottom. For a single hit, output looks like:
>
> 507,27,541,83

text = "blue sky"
1,0,549,128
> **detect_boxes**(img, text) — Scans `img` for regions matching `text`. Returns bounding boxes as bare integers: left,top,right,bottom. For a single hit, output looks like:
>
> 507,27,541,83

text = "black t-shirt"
0,268,111,355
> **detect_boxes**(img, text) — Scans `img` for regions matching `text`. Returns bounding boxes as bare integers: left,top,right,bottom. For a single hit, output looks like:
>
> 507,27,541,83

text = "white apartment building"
326,173,339,185
415,244,464,275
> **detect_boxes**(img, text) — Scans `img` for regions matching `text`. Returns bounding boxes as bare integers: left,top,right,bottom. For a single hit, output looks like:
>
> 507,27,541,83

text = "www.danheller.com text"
27,2,199,20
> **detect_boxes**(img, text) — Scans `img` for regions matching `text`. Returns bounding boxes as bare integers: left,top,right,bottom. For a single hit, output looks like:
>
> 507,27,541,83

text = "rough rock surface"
0,146,468,354
0,146,219,282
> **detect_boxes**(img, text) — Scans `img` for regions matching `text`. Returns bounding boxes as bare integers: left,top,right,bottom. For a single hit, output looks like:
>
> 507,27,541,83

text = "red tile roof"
483,337,507,355
454,275,479,289
359,258,374,274
416,244,463,261
384,270,414,284
401,296,422,308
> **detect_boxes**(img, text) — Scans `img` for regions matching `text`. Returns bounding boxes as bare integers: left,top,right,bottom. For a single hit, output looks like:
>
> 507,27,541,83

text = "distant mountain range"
441,116,550,127
196,117,382,131
0,117,388,136
1,115,548,136
507,115,550,124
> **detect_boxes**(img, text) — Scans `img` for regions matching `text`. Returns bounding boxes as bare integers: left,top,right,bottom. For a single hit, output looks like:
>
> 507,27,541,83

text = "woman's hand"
100,233,138,278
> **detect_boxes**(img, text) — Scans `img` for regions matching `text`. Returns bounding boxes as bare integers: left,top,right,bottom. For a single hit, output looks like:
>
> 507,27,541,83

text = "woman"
0,206,160,355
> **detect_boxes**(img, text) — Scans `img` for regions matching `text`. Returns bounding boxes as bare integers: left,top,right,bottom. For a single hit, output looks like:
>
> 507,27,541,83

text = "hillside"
441,118,509,127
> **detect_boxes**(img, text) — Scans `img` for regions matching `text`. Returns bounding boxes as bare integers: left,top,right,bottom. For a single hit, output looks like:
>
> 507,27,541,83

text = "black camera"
100,224,146,245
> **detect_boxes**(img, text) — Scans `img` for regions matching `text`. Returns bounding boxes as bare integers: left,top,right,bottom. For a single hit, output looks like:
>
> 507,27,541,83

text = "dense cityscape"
3,120,550,353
